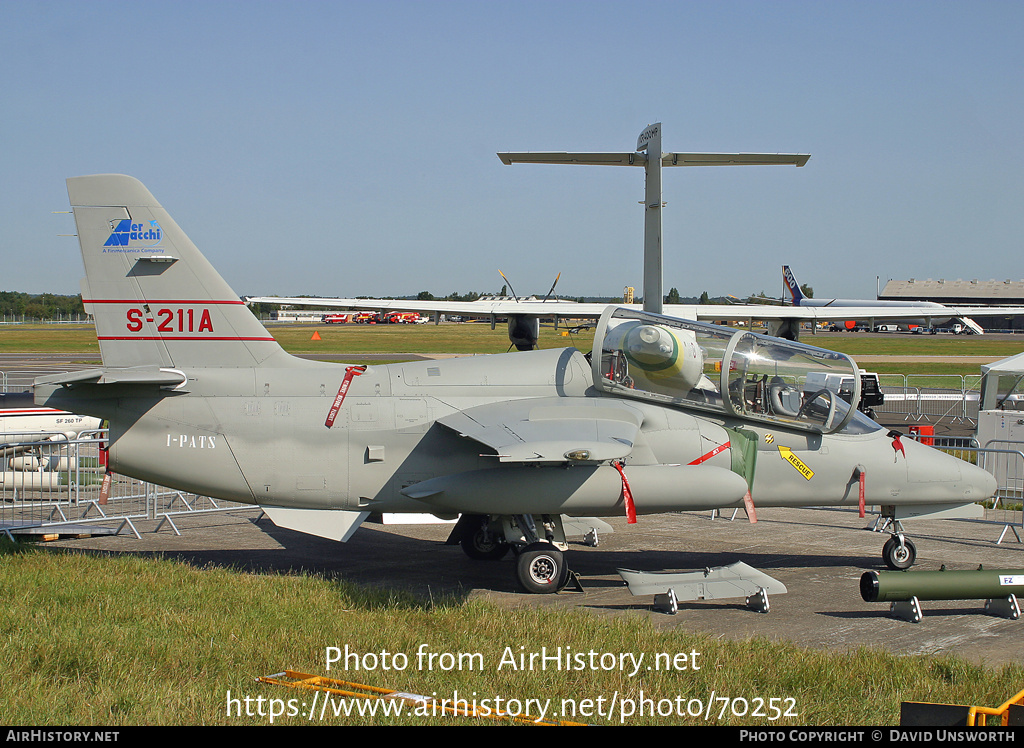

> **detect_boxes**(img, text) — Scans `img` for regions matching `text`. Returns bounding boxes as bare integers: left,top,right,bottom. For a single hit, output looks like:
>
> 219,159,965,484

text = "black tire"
516,542,566,594
460,525,509,561
882,536,917,570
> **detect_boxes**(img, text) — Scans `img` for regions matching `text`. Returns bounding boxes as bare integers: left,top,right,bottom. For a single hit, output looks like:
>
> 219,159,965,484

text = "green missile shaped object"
861,567,1024,603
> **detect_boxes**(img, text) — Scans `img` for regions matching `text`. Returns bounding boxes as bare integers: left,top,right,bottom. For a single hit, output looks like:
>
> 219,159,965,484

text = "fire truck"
384,312,423,324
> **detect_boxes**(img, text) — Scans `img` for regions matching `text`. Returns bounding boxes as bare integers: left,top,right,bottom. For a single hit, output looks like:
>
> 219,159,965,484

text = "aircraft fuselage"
40,347,991,520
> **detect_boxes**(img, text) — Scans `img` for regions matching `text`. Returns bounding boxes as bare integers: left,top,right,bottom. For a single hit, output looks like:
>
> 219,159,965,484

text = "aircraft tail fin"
68,175,288,369
782,265,804,306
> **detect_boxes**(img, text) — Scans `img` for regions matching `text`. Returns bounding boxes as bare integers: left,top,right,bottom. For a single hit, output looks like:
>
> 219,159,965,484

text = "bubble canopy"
592,307,862,434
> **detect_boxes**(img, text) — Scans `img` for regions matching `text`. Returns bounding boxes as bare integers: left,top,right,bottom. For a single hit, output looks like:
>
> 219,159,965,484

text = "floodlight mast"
498,124,809,315
637,124,663,316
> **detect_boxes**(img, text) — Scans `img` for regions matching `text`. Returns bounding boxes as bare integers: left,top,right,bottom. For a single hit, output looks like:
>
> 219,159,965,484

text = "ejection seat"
768,377,802,417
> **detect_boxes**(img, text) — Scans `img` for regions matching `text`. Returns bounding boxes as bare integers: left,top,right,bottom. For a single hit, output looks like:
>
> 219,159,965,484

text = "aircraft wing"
436,397,644,463
496,152,810,167
250,296,1024,324
498,152,641,166
247,296,611,318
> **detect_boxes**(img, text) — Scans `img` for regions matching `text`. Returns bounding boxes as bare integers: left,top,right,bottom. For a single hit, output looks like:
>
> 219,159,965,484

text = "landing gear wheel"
460,526,509,561
516,542,568,594
882,536,917,570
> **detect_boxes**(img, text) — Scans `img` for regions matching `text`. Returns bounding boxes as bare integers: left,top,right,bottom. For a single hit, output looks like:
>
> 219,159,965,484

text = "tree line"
0,292,86,320
0,283,814,320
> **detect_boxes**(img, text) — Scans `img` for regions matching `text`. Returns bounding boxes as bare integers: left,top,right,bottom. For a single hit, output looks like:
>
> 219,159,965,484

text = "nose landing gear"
882,534,917,570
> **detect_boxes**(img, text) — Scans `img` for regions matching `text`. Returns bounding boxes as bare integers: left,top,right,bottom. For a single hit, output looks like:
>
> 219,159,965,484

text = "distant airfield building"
880,278,1024,330
269,309,335,323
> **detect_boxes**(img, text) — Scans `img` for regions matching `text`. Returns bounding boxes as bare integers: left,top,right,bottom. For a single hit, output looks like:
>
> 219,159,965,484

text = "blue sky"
2,1,1022,301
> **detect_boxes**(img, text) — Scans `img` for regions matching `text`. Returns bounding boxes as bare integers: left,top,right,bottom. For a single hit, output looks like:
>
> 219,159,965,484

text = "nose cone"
904,437,997,503
962,459,998,502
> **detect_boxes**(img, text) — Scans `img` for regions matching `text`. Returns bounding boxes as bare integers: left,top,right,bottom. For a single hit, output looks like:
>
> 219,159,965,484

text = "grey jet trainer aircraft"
36,175,997,592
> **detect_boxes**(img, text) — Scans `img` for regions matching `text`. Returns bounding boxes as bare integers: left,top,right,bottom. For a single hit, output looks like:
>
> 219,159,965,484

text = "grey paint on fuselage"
44,344,982,518
34,174,997,592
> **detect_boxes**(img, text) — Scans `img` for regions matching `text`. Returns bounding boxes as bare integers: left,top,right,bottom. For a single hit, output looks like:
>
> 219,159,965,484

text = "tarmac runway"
40,503,1024,668
0,352,103,391
0,352,434,391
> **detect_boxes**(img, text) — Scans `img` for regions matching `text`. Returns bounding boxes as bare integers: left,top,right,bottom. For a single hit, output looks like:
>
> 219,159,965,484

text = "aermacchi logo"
103,219,163,251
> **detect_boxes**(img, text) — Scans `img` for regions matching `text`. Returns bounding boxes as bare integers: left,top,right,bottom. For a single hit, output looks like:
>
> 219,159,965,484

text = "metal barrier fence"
975,445,1023,544
877,375,982,424
978,440,1024,537
907,437,1024,545
0,431,251,540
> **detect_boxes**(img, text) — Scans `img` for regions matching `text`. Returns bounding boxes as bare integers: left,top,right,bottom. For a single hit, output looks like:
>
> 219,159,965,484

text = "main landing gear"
458,517,510,560
516,542,570,594
448,514,574,593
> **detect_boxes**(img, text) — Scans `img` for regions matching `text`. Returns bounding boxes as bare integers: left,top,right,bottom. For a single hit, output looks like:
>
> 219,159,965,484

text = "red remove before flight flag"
612,460,637,524
890,431,905,461
742,490,758,523
325,366,367,428
99,472,112,506
857,467,866,518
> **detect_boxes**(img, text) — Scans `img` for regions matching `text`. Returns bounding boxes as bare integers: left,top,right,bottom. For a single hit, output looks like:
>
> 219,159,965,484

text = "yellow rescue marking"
764,434,774,444
778,445,814,480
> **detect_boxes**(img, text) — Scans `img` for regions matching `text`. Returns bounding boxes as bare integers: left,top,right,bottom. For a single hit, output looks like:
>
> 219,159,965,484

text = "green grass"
1,542,1020,726
269,321,596,355
802,334,1022,358
0,322,593,359
864,362,982,376
0,324,102,355
1,322,1015,376
867,363,984,389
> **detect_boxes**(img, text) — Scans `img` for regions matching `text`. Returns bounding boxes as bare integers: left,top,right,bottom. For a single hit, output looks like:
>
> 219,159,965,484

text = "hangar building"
879,278,1024,331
